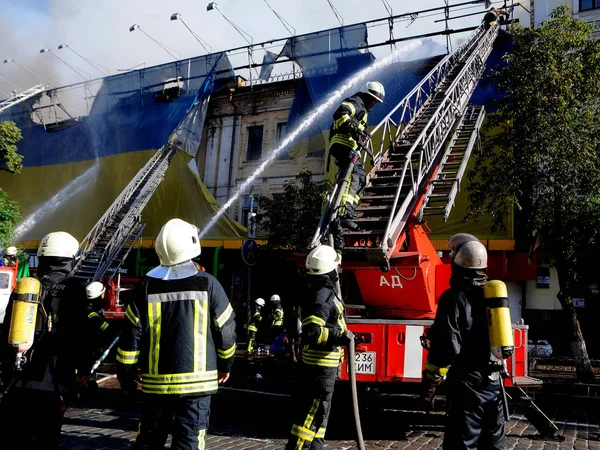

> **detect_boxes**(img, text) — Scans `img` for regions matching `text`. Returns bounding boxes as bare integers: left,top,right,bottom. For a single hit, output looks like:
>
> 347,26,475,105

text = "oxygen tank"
7,277,41,370
484,280,514,360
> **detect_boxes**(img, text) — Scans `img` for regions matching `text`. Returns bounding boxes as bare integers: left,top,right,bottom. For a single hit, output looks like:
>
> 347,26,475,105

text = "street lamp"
3,58,55,87
206,2,253,45
129,23,181,61
40,48,90,81
171,13,212,54
58,44,110,76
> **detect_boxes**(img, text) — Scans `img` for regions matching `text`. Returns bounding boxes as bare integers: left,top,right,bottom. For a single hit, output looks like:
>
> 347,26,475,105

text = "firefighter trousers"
285,365,337,450
443,372,507,450
330,144,366,220
134,393,211,450
247,330,256,353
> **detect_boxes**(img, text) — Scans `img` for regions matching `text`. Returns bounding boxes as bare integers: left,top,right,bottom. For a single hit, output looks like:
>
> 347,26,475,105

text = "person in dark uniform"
246,297,265,355
285,244,353,450
421,235,507,450
328,81,385,238
0,231,88,450
116,218,236,450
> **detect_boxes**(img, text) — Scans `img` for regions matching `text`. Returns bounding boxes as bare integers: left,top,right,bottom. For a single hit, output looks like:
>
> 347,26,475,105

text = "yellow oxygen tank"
7,277,42,369
484,280,514,360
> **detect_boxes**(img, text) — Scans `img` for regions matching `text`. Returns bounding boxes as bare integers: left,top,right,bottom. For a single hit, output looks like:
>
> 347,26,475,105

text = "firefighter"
0,231,88,450
79,281,117,390
247,297,265,355
328,81,385,239
285,244,353,450
421,236,507,450
1,246,18,267
270,293,285,338
116,218,236,450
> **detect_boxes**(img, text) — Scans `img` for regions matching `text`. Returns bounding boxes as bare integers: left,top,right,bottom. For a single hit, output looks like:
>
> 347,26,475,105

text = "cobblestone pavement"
57,378,600,450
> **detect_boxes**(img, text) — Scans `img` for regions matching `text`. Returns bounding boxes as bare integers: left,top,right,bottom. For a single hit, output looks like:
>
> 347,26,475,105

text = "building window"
241,195,259,227
276,122,287,144
581,0,600,10
246,125,263,161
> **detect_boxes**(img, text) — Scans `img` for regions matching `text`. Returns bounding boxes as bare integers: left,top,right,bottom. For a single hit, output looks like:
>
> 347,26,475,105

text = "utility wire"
214,5,254,45
177,16,212,54
264,0,296,36
326,0,345,27
137,26,181,61
47,50,91,81
60,45,110,76
381,0,393,16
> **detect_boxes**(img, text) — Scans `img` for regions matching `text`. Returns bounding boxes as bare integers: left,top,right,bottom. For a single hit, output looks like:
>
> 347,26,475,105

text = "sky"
0,0,531,93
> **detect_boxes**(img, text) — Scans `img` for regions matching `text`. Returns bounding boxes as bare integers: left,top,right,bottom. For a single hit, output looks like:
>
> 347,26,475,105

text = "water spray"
199,40,424,238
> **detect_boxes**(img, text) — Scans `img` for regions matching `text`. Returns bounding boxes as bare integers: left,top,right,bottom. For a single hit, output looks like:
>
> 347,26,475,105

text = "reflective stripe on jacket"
116,272,236,396
328,95,368,151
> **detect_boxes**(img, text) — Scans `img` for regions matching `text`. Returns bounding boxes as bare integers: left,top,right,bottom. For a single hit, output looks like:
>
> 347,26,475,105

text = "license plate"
354,351,376,374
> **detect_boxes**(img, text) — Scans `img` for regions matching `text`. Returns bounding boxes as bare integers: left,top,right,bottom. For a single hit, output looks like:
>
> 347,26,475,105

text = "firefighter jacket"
328,94,369,152
116,271,236,396
246,309,262,333
85,293,117,364
271,302,284,328
0,257,89,392
425,281,492,379
300,278,348,369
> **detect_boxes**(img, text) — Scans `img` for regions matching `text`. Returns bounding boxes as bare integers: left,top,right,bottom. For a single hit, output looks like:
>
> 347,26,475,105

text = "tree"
0,120,23,247
257,169,331,251
466,6,600,381
0,120,24,174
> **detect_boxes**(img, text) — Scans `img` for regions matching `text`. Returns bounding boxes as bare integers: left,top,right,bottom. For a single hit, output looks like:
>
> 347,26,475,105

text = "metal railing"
358,23,498,258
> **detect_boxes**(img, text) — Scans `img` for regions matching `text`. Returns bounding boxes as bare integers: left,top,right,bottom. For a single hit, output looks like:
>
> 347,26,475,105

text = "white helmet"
454,240,487,270
360,81,385,103
37,231,79,258
270,294,281,302
448,233,480,258
86,281,106,299
5,246,17,256
306,245,340,275
155,218,201,266
255,298,265,307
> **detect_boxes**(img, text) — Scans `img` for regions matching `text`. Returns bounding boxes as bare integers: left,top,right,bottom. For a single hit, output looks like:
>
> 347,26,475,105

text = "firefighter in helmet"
270,293,284,336
246,297,265,355
286,244,353,450
116,218,236,449
421,235,508,449
0,231,89,450
1,246,18,267
328,81,385,251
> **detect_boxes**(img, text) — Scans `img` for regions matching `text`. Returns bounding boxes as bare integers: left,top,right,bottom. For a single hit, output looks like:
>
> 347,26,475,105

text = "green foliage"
257,169,331,251
0,121,23,174
467,6,600,286
0,188,21,248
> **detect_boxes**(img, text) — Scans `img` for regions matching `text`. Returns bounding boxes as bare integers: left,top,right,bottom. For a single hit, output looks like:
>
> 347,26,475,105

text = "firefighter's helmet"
37,231,79,258
255,298,265,307
270,294,281,302
448,233,480,258
306,245,340,275
155,218,201,266
86,281,106,299
453,240,487,270
360,81,385,103
5,246,17,256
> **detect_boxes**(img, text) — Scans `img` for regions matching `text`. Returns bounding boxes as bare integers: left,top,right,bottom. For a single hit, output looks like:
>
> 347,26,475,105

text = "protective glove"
337,330,355,347
420,370,442,412
120,378,139,395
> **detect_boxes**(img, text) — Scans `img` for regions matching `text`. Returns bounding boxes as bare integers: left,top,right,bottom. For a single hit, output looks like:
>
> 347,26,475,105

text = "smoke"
0,0,503,93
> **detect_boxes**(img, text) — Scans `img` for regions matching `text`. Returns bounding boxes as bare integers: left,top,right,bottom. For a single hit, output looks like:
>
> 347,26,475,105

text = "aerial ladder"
313,17,559,439
0,85,46,114
70,144,175,283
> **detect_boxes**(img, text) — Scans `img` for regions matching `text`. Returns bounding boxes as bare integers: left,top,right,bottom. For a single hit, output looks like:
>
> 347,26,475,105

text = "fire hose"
347,333,366,450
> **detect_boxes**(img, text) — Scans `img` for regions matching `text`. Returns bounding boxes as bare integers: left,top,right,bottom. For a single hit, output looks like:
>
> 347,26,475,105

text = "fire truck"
311,17,557,436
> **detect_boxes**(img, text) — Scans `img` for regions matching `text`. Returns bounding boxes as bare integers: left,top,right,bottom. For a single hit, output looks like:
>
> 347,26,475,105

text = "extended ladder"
0,85,46,114
313,22,499,267
70,145,175,282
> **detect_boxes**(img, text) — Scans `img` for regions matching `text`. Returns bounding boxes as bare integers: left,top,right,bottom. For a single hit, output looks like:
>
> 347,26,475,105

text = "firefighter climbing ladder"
312,22,498,267
70,145,175,282
0,85,46,114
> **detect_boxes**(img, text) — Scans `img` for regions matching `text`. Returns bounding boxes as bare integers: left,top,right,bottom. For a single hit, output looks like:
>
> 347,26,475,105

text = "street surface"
55,373,600,450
